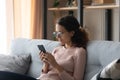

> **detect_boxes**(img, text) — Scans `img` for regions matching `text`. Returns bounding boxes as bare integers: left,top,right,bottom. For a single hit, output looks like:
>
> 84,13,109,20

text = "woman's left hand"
44,53,58,68
44,52,64,73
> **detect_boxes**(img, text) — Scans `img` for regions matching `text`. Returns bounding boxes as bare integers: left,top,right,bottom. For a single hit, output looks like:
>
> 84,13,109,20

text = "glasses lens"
53,32,62,37
53,32,56,37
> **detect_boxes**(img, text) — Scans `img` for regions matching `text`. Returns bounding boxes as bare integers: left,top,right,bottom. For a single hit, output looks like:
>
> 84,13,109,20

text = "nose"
56,34,61,39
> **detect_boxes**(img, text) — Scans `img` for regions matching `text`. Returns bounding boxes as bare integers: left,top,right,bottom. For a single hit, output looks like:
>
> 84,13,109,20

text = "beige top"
39,46,86,80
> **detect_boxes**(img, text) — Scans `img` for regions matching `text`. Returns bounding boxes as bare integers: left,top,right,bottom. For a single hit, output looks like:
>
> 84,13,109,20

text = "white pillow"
0,54,31,74
93,59,120,80
90,73,98,80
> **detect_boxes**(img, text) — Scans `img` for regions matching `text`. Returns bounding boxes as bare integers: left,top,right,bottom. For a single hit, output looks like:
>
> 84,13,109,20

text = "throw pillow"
97,58,120,80
0,54,31,74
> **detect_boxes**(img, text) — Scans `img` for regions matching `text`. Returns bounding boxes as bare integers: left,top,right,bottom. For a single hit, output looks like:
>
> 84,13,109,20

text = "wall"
84,8,119,41
84,9,105,40
112,8,119,41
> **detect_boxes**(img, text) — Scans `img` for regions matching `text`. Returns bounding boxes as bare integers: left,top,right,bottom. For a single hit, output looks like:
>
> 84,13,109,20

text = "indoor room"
0,0,120,80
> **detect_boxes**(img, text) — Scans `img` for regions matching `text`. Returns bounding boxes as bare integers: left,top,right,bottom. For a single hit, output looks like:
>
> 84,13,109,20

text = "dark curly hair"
57,15,89,49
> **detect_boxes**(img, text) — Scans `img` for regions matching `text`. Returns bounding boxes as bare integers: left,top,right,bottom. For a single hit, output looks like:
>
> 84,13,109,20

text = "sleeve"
59,48,87,80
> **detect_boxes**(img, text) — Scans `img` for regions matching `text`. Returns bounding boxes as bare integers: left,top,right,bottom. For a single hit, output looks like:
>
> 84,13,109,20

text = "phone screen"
37,45,46,53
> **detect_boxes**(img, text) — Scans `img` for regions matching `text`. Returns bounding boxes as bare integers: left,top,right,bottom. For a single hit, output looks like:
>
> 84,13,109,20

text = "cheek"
57,38,65,45
62,35,71,42
56,33,72,43
65,33,72,38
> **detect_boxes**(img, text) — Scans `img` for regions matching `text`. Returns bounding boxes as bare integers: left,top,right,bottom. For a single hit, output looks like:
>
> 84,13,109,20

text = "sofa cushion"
0,54,31,74
91,58,120,80
99,58,120,79
85,41,120,80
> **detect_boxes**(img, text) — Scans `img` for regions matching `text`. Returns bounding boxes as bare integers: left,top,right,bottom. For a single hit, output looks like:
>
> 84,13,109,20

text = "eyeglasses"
53,32,63,37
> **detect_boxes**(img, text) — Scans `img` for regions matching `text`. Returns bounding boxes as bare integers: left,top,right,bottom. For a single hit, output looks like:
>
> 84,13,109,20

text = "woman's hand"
39,51,58,67
40,52,63,73
39,51,49,73
39,51,49,64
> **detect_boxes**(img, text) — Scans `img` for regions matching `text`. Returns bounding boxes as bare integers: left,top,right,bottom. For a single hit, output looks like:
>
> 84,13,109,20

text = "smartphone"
37,45,46,53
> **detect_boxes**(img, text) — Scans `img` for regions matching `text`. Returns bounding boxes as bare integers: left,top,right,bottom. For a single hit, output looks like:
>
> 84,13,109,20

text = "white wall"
84,8,119,41
112,8,119,41
84,9,105,40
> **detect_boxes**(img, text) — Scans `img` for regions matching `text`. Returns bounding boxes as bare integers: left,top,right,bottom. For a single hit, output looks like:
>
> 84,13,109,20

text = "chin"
60,42,65,46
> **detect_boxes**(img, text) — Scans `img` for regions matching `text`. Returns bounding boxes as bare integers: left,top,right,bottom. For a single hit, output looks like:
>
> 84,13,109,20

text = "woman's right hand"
39,51,49,73
39,51,49,64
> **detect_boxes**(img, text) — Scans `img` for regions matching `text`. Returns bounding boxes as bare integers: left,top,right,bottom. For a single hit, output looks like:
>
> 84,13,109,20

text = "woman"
38,15,89,80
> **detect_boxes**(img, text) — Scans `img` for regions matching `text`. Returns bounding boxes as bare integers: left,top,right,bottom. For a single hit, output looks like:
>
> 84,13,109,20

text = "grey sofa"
10,38,120,80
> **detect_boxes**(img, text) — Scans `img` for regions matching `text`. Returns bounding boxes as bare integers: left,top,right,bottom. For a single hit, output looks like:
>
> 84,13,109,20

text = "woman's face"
55,24,74,45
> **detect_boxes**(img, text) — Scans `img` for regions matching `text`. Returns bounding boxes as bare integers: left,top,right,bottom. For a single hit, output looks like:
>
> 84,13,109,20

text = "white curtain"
0,0,31,54
13,0,31,38
0,0,7,53
0,0,43,54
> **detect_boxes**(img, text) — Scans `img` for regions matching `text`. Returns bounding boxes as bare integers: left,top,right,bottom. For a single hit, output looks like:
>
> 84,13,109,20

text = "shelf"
48,7,77,11
48,4,119,11
85,4,119,9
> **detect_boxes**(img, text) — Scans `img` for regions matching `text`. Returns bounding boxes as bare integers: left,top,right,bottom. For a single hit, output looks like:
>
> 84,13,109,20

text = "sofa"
9,38,120,80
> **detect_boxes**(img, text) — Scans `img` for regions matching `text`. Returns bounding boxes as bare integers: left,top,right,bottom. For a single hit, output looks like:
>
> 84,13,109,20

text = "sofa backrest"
10,38,60,78
85,40,120,80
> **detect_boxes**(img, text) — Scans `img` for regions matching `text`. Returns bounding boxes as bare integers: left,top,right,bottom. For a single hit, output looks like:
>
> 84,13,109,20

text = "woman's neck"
64,43,73,49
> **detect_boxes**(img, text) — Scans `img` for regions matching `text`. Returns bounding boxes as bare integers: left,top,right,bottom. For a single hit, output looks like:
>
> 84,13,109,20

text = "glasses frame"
53,31,63,38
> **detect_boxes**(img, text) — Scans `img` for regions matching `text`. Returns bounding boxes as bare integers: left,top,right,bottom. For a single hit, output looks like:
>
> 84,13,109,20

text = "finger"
43,58,48,63
39,54,43,59
41,51,46,54
40,53,46,60
40,52,45,57
39,51,42,55
39,51,44,55
40,51,44,55
45,53,50,57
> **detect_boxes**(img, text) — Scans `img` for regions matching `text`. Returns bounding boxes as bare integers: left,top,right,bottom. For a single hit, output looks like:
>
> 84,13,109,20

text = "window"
0,0,7,53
